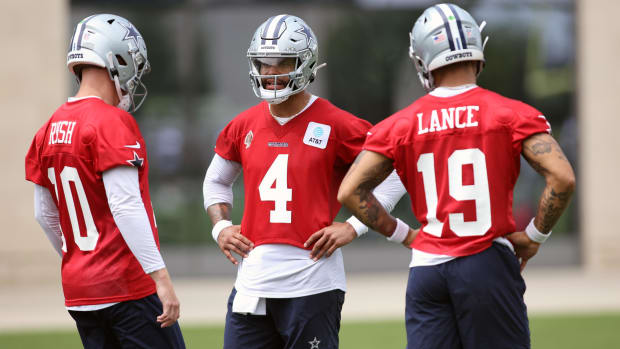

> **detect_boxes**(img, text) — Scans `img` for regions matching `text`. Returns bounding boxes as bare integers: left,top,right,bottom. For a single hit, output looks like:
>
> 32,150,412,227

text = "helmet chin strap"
106,52,132,112
113,75,132,111
267,96,288,105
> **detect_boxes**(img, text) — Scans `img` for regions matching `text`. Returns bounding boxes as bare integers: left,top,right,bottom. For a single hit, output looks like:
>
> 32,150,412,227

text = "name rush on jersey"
417,105,479,134
49,121,77,144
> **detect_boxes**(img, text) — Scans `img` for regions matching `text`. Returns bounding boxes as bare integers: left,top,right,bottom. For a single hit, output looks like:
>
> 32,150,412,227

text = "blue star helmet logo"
120,21,141,47
295,25,314,47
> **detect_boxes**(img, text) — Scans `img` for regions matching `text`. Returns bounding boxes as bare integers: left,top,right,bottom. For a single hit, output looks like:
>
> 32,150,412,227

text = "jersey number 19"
417,148,492,237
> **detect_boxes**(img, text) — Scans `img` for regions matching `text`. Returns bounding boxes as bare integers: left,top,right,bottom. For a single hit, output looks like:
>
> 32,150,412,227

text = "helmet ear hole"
115,55,127,66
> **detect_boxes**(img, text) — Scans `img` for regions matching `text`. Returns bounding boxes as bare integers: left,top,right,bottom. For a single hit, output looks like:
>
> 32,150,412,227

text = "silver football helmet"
67,14,150,112
409,4,488,91
247,14,326,104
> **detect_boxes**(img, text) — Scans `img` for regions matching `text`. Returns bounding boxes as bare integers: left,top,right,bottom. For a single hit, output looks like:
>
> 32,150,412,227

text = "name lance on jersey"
417,105,479,135
49,121,77,145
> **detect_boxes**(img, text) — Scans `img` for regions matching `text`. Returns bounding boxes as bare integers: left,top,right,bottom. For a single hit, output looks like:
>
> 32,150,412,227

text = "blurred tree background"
70,0,576,244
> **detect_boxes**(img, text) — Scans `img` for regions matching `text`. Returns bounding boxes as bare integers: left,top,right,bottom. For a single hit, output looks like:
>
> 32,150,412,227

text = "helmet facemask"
246,15,325,104
107,44,150,112
248,50,317,104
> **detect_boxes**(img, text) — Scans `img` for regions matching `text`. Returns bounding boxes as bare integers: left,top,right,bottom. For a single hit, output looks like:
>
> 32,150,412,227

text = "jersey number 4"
259,154,292,223
48,166,100,251
417,148,492,237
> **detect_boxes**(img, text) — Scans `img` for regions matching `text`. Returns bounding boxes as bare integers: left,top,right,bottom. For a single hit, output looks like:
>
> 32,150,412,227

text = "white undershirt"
34,166,164,311
270,95,318,125
204,96,407,314
410,85,513,267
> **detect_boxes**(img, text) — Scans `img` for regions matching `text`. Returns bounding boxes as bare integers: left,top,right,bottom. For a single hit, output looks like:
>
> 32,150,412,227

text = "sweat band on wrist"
387,218,409,243
346,216,369,237
525,218,551,244
212,220,232,242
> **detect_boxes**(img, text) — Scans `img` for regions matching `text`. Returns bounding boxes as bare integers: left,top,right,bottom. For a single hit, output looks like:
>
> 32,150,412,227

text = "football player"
203,14,410,349
338,4,575,349
25,14,185,348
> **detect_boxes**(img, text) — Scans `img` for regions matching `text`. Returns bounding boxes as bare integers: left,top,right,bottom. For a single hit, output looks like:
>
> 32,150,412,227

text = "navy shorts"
68,293,185,349
224,288,345,349
405,243,529,349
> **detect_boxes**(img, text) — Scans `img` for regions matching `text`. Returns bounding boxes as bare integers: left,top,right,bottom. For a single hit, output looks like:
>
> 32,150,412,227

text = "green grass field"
1,313,619,348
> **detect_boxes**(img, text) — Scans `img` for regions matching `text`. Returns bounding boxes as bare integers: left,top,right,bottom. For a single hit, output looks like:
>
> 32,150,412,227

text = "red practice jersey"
215,98,371,248
25,97,157,306
364,87,551,257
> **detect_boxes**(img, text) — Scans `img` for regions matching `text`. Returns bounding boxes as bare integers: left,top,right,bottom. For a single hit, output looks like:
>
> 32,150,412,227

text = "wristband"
212,220,232,242
525,218,551,244
346,216,369,237
387,218,409,243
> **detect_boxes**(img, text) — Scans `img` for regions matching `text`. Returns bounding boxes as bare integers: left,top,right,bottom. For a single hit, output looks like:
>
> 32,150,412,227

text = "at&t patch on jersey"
303,122,331,149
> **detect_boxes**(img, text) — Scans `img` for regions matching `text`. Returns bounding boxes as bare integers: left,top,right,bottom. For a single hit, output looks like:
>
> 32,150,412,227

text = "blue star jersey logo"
295,25,314,47
127,151,144,167
120,21,141,47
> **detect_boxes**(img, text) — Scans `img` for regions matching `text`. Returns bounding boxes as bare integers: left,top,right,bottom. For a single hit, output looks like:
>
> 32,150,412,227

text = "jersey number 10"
48,166,100,251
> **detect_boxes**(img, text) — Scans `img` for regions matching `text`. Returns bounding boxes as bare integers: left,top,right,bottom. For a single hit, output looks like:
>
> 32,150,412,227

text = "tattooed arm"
507,133,576,271
337,150,417,246
522,133,576,233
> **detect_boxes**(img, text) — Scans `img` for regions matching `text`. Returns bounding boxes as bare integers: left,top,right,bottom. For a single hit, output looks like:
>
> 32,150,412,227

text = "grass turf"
1,313,619,348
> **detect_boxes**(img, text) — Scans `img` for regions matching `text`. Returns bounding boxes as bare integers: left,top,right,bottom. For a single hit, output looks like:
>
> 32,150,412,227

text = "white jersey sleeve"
203,153,243,208
103,166,165,274
34,184,64,257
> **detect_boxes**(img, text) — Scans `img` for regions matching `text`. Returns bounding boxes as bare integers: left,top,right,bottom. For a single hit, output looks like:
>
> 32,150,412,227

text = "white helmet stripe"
271,15,290,45
266,14,287,44
437,4,464,51
433,5,456,51
447,3,468,49
260,16,276,45
72,15,96,51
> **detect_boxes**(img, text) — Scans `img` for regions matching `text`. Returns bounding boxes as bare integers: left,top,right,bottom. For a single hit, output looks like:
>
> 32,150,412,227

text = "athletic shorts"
68,293,185,349
224,288,345,349
405,243,530,349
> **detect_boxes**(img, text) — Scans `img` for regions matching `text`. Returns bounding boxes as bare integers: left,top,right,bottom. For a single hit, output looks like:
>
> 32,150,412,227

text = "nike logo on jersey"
417,105,479,135
124,141,141,149
303,122,331,149
538,115,552,133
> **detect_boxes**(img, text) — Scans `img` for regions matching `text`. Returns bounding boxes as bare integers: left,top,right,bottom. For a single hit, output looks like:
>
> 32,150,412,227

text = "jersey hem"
64,287,156,307
252,239,310,250
411,239,494,258
234,284,347,299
